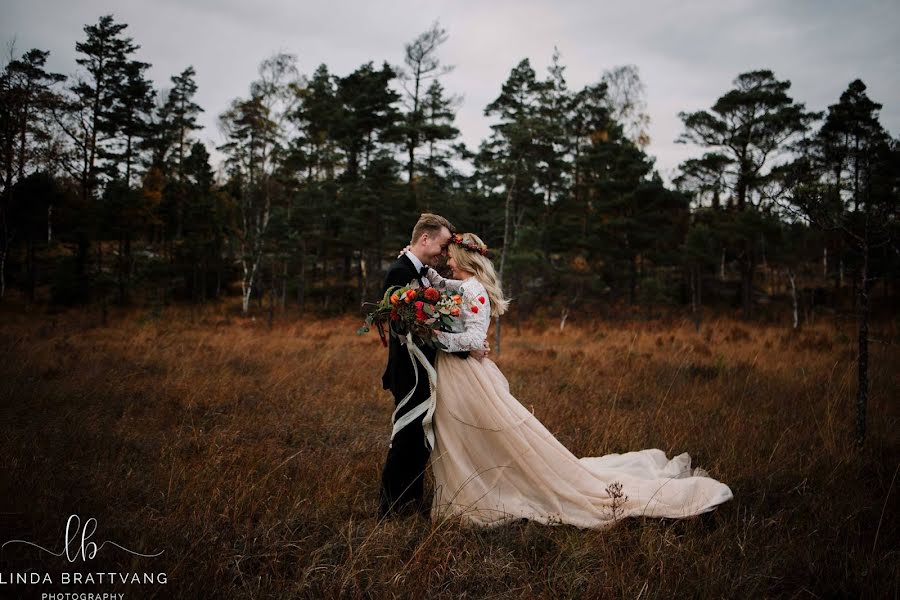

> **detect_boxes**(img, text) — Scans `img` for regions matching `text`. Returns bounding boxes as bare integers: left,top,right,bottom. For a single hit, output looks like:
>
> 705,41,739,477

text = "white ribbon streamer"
390,332,439,451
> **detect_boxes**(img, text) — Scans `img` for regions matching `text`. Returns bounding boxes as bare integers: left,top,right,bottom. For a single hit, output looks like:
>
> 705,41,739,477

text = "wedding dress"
426,268,734,529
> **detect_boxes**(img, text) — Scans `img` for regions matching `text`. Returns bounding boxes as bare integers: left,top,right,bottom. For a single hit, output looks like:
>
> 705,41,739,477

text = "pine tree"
113,58,155,188
52,15,144,288
0,47,66,299
399,21,453,203
180,141,224,305
68,15,142,193
291,64,340,183
1,49,67,193
533,48,573,256
154,67,204,242
677,69,819,317
417,79,463,210
484,58,543,249
782,79,898,446
481,58,544,348
166,66,204,180
287,63,342,307
334,61,403,304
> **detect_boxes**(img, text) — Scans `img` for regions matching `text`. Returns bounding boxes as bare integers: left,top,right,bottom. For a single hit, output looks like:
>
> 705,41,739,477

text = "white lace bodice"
428,267,490,353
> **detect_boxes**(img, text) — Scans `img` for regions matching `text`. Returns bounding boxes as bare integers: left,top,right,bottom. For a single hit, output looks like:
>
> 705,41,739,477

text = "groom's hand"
471,340,491,361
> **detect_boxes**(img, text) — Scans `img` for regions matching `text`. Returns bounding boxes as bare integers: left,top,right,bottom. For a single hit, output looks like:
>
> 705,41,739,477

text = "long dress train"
427,270,733,529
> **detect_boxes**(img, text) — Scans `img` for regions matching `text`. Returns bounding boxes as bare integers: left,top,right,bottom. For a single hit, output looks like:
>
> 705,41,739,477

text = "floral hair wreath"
449,233,493,258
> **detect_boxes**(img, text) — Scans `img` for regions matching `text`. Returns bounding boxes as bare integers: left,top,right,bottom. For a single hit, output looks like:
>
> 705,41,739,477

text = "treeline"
1,15,897,323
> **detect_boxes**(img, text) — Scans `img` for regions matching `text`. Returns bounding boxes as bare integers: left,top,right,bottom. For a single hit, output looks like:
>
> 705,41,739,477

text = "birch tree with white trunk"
217,53,302,314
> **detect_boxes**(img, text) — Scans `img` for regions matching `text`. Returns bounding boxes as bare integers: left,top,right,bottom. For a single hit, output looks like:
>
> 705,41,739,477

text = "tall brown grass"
1,304,897,598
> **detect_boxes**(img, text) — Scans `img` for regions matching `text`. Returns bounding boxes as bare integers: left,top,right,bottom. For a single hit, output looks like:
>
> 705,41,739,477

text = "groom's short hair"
411,213,454,244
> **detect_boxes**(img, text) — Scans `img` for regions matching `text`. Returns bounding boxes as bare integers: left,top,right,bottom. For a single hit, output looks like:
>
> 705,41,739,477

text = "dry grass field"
1,304,897,598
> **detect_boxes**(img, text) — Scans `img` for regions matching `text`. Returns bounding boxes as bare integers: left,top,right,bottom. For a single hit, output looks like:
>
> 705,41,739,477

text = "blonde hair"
448,233,510,317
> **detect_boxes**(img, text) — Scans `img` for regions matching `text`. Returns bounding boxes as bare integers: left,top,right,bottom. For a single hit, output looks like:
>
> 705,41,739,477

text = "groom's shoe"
378,488,403,519
381,498,430,521
377,497,416,520
377,499,401,520
410,497,431,521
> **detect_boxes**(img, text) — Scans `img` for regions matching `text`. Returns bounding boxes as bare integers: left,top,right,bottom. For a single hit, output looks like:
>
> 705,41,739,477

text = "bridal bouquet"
357,283,463,350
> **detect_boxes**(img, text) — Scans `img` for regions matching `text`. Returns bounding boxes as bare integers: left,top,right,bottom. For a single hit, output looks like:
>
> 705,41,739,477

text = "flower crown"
449,233,492,258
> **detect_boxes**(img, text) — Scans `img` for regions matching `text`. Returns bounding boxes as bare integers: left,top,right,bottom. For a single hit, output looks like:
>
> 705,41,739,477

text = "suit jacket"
381,254,469,399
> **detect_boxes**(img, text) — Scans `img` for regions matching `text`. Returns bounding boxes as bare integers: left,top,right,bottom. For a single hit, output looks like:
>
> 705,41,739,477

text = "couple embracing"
377,213,733,529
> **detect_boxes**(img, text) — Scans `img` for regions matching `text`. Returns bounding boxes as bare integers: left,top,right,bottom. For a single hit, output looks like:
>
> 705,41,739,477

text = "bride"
417,232,733,529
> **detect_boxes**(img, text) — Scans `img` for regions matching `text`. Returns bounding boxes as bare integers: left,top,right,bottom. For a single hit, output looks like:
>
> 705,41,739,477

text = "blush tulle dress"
426,268,733,529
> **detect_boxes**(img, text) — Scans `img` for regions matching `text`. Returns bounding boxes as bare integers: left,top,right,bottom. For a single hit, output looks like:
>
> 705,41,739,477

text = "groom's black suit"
379,253,469,517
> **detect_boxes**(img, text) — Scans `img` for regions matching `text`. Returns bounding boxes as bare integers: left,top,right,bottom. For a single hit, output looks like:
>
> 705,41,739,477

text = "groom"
378,213,483,519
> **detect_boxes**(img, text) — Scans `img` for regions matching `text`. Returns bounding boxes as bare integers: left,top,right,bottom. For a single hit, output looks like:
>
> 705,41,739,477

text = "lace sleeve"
434,281,490,352
426,266,463,291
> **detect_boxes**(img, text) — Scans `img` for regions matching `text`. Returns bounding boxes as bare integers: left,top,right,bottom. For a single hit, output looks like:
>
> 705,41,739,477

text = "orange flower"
452,294,462,305
390,293,400,305
450,307,461,317
404,289,416,302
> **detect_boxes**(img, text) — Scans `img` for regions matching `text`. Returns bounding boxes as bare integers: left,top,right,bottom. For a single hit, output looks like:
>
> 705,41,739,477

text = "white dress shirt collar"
405,250,426,273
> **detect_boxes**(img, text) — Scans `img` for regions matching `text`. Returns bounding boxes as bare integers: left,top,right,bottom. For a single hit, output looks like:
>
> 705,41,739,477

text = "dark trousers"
379,352,434,516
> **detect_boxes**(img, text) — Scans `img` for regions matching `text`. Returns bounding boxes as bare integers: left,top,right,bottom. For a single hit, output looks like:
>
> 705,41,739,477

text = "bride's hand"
397,244,412,258
472,340,491,361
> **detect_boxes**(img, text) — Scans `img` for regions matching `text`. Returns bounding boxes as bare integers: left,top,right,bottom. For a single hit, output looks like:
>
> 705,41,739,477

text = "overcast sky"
4,0,899,185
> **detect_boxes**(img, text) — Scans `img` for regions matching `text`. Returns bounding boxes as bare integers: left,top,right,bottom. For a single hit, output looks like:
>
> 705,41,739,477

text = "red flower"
390,309,399,321
404,289,416,302
424,287,440,302
414,300,425,310
415,310,427,321
478,295,486,304
470,304,479,314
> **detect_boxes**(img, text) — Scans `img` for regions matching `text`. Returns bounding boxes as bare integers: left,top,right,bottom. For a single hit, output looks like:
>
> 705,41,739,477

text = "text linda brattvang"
1,571,167,584
1,514,167,590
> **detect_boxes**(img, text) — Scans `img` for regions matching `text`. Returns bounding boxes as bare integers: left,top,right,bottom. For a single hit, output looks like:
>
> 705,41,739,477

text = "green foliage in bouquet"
357,284,464,350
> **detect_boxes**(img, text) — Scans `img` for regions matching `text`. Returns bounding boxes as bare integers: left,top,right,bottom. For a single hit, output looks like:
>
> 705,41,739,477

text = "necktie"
418,265,428,281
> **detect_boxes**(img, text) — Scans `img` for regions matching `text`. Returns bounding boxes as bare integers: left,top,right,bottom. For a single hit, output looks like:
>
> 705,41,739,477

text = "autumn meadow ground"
0,302,897,599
